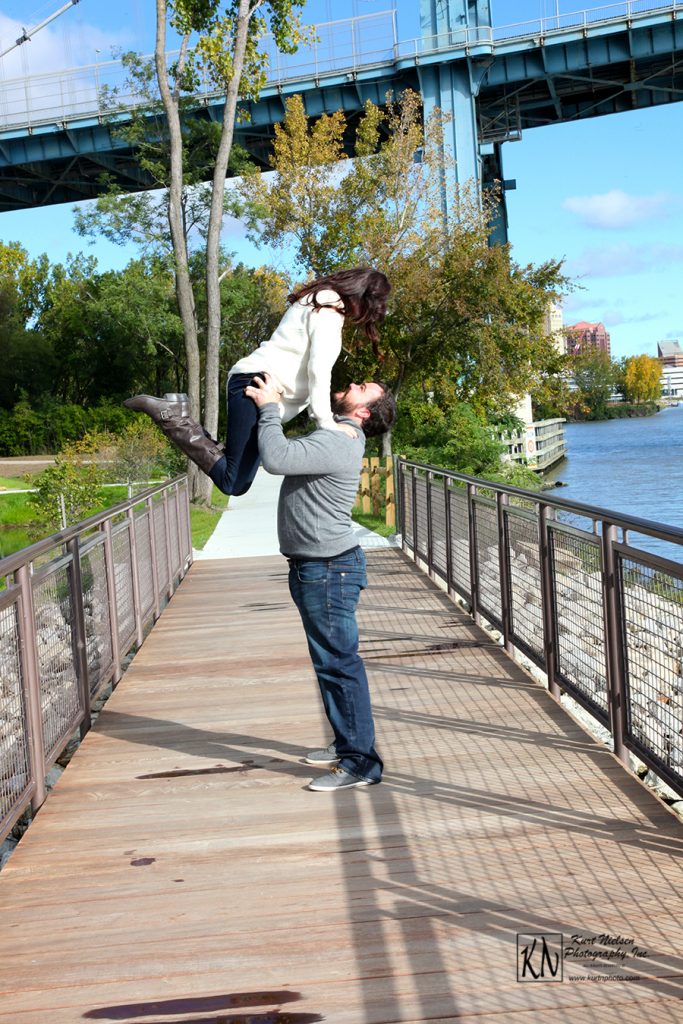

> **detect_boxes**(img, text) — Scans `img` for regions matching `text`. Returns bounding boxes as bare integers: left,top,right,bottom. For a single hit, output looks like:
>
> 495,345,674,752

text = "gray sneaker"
304,742,340,766
308,766,376,792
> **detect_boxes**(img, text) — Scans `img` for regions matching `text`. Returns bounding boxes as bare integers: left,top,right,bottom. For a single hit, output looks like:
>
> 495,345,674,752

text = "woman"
125,266,390,496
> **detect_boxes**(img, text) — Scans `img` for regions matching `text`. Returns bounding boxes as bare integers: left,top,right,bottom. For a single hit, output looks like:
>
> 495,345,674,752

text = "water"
544,403,683,559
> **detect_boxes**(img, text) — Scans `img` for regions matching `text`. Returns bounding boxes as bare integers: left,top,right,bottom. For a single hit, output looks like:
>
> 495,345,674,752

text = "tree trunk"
154,0,202,500
200,0,252,506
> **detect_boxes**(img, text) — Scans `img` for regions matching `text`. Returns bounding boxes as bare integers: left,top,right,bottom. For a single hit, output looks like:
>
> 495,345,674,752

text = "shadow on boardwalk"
1,548,682,1023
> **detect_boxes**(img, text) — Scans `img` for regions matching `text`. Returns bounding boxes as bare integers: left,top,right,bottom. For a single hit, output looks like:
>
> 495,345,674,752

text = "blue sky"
1,0,682,359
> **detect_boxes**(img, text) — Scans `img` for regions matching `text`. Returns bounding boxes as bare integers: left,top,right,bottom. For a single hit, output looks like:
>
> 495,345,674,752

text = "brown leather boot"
124,394,225,475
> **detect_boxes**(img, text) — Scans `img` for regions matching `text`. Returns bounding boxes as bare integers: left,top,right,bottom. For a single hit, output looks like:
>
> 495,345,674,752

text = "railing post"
67,538,91,739
397,460,407,551
538,503,560,699
147,496,161,620
162,488,175,597
426,470,434,578
467,483,480,625
102,520,122,686
127,507,144,648
601,522,629,764
497,492,513,653
16,564,47,813
444,476,455,599
384,457,395,529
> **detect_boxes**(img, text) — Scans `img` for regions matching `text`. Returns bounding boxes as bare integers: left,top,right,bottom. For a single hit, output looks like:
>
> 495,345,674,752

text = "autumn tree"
239,90,568,449
622,354,663,405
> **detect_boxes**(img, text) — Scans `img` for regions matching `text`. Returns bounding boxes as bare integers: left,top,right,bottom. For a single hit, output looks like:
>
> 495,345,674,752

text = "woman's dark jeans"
288,546,383,783
209,372,266,496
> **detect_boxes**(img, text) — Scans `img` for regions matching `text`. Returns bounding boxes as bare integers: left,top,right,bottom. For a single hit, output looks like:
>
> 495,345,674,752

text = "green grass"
352,510,397,538
0,481,230,560
190,488,229,550
0,474,40,490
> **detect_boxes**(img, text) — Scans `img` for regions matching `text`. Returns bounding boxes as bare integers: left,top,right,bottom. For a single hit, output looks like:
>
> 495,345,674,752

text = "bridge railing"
0,478,192,844
397,458,683,799
2,2,680,133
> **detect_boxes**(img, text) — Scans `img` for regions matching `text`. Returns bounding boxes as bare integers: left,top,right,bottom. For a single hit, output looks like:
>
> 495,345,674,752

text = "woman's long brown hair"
289,267,391,347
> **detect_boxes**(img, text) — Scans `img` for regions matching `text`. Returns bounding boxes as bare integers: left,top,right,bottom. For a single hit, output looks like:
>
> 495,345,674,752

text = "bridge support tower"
418,0,510,242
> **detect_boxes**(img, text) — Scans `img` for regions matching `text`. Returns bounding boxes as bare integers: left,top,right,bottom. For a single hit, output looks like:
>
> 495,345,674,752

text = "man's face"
331,382,384,417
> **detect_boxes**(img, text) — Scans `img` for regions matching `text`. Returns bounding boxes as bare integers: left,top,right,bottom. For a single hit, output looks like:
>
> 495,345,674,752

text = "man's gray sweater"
257,402,365,558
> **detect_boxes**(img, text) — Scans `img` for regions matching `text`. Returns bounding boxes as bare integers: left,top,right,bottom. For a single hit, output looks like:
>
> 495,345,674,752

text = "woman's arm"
306,301,344,430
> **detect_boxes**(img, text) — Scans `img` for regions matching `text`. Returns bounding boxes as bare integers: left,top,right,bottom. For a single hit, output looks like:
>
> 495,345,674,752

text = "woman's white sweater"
229,289,344,430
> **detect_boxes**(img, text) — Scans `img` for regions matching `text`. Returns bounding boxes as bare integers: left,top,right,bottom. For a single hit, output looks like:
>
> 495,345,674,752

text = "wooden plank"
1,549,682,1022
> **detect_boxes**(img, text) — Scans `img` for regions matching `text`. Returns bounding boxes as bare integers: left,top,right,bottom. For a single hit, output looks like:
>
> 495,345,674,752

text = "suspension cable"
0,0,81,62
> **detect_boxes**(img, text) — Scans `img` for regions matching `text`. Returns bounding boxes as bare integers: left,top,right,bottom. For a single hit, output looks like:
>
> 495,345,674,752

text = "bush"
393,398,505,476
28,443,105,535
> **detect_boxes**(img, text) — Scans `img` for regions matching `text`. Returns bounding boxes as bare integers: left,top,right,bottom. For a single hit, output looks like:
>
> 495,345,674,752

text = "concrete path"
194,466,400,560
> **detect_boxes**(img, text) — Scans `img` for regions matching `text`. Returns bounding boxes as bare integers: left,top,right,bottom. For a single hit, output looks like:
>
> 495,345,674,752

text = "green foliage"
393,396,504,476
571,349,619,420
28,442,105,536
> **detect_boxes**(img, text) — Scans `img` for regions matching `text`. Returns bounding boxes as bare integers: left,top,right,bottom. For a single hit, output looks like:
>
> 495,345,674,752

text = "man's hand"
245,372,282,408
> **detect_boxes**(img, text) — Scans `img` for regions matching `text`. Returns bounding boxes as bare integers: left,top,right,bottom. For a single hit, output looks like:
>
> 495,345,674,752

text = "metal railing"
0,477,192,844
397,458,683,798
1,2,680,133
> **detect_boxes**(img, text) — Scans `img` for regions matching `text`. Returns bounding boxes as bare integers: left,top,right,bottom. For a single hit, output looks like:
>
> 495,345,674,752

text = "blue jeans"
209,372,264,496
288,547,383,784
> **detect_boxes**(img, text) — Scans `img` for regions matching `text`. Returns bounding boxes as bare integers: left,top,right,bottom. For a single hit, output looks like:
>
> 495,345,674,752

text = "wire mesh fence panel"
178,481,191,561
168,495,181,580
414,475,429,562
429,480,448,580
153,502,169,599
550,526,608,720
447,485,471,596
0,600,32,835
473,498,502,626
400,469,414,549
134,509,155,623
506,509,545,665
618,554,683,786
33,562,83,761
112,523,135,652
79,538,113,697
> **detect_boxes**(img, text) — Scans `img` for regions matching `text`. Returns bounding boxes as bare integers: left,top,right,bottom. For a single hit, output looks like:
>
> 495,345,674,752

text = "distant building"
661,364,683,397
566,321,611,356
657,340,683,367
544,302,566,354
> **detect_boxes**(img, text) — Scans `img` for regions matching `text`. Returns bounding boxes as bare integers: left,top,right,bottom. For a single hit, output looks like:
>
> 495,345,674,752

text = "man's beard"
330,390,352,416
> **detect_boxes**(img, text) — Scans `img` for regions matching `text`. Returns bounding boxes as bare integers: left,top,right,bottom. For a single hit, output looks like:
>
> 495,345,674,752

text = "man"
245,373,397,792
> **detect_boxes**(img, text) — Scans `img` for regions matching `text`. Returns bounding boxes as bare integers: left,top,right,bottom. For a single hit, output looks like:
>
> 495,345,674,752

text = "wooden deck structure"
1,548,683,1023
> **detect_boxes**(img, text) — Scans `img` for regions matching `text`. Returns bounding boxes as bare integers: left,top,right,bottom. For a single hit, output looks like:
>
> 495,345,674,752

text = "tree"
622,354,663,405
239,91,568,447
36,255,184,406
78,0,310,503
572,348,617,419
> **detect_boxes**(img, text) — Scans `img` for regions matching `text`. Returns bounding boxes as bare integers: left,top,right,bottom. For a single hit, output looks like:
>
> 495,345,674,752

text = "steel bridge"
1,0,683,237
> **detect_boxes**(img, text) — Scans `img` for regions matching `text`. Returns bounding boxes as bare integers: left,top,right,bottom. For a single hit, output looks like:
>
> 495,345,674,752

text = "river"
544,403,683,558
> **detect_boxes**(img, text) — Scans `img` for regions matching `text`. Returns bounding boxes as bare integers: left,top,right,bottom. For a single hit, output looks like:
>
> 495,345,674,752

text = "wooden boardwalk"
1,548,683,1023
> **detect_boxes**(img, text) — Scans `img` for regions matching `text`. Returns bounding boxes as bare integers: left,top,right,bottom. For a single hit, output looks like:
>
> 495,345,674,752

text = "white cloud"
600,309,660,327
0,13,130,79
567,242,683,278
562,189,671,229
